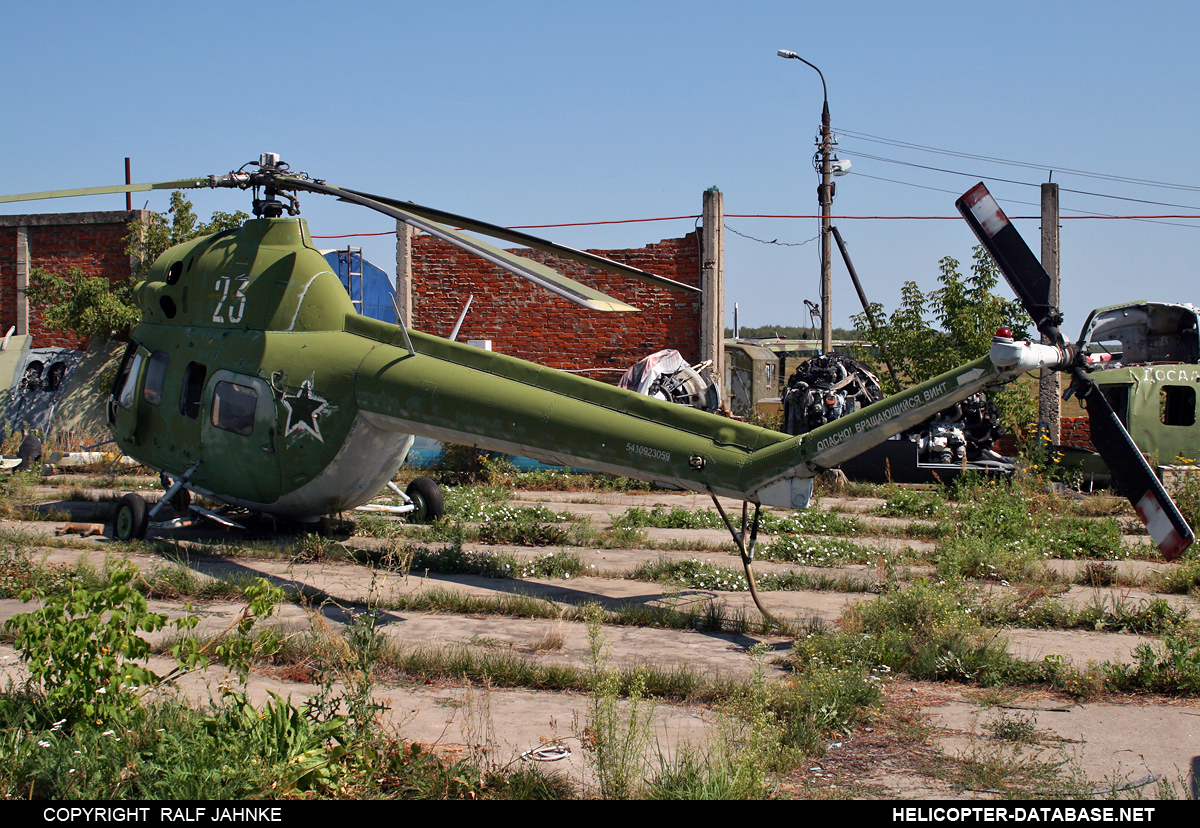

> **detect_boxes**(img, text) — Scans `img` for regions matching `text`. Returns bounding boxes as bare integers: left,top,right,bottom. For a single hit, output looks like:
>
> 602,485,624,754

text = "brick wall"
0,212,144,349
0,228,14,338
1059,417,1094,450
411,232,703,377
995,417,1094,456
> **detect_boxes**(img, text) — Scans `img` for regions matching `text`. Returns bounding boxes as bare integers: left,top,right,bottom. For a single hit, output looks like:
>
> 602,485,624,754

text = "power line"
725,225,819,246
845,171,1200,230
310,208,1200,240
838,127,1200,194
508,215,698,229
848,150,1200,211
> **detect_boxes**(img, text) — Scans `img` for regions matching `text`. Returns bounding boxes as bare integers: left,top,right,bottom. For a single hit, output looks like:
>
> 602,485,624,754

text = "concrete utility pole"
395,220,414,328
1039,182,1061,442
817,99,833,355
700,187,725,384
778,50,833,353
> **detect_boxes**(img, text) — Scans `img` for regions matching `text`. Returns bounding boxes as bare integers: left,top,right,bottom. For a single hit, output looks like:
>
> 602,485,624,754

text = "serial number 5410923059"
626,443,670,462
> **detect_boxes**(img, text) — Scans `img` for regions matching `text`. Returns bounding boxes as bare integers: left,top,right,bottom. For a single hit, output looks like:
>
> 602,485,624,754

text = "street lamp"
778,49,834,354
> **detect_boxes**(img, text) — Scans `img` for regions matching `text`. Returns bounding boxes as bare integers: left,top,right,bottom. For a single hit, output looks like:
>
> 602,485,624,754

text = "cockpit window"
117,351,145,410
211,381,257,436
143,352,169,406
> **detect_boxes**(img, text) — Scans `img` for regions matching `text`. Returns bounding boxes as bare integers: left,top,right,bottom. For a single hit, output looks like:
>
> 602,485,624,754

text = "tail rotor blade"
956,181,1193,559
956,183,1064,344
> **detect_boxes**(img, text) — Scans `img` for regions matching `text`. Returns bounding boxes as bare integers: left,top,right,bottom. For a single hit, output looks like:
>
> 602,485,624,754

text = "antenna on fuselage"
390,295,417,356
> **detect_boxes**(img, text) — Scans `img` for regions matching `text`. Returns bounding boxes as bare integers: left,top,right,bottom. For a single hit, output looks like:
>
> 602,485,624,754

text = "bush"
4,562,182,725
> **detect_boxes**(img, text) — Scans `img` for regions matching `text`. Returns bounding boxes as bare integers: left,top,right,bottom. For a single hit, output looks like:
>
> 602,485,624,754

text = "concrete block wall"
410,232,703,377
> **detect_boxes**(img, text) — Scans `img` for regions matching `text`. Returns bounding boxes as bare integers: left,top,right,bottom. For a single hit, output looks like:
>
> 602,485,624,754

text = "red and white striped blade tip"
960,183,1010,238
1135,491,1192,561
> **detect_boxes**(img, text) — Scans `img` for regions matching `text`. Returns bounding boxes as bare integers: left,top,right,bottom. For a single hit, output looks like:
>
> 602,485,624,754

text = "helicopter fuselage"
107,216,1066,521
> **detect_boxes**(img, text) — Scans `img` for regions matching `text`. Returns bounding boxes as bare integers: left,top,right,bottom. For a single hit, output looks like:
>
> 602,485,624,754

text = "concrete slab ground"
923,689,1200,798
2,486,1198,798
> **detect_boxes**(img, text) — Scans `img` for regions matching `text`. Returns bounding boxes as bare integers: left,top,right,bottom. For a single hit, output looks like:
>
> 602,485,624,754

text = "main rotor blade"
1072,369,1193,559
327,184,701,294
956,183,1064,344
286,179,638,312
0,178,211,205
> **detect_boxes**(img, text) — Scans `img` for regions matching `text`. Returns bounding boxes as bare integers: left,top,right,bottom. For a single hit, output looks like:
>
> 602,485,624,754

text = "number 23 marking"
213,276,249,324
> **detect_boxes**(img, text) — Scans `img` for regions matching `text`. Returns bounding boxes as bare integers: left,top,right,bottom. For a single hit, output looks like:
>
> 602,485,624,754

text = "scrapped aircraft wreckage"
1055,301,1200,485
0,334,131,471
0,163,1192,624
780,353,1012,483
618,349,723,412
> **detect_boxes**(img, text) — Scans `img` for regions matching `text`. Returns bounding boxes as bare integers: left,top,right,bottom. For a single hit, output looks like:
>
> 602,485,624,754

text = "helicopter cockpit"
1080,301,1200,367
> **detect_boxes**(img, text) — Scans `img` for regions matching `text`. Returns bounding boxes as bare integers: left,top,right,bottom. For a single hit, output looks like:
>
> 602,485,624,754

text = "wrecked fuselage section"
1073,302,1200,479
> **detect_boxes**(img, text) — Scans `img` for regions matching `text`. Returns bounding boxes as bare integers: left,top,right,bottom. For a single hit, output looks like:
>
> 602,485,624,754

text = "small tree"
23,266,142,342
125,190,248,274
23,192,248,342
851,245,1037,435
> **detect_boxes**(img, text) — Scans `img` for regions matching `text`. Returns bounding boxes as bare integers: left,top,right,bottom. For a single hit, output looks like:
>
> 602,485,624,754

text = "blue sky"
4,1,1199,336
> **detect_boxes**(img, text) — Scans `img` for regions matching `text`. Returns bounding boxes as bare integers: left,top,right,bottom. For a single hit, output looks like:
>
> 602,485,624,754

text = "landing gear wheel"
405,477,445,523
113,493,149,541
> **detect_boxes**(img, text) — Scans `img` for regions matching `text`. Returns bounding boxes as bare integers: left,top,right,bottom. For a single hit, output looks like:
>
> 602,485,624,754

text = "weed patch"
871,485,950,520
791,580,1014,685
631,556,874,593
581,604,656,798
977,592,1189,635
761,508,867,537
612,505,725,530
762,534,904,567
1105,626,1200,694
0,550,74,598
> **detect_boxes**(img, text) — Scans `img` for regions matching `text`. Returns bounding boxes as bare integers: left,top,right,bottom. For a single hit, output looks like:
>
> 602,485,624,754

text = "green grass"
870,484,951,520
630,556,876,593
761,534,912,567
1105,626,1200,693
0,685,570,800
0,550,76,599
786,577,1200,698
1151,557,1200,594
0,558,574,800
760,508,868,537
1167,470,1200,534
407,544,590,579
612,505,726,530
